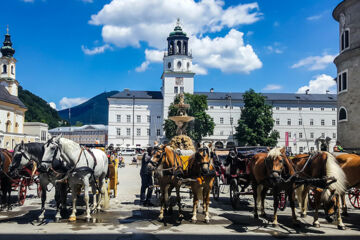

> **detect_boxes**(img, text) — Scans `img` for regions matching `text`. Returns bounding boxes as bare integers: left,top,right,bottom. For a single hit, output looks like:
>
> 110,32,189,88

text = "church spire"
1,26,15,58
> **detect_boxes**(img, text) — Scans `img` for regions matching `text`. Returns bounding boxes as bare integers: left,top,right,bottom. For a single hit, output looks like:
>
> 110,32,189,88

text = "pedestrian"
140,147,154,206
333,141,344,152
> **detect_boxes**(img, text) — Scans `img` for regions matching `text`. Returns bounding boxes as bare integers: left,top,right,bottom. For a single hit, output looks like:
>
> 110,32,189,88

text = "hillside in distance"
58,91,119,126
18,86,64,129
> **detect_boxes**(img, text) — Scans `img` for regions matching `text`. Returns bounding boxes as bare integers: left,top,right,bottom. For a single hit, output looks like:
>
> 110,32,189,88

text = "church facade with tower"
0,28,45,149
108,21,338,153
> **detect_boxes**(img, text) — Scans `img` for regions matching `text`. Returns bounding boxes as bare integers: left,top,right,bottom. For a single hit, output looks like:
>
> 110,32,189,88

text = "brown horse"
0,149,13,209
249,147,298,226
150,145,184,222
187,146,215,223
333,153,360,216
293,152,347,229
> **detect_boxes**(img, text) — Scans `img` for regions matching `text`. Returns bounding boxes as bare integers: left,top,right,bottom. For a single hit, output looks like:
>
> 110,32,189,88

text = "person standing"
140,147,154,206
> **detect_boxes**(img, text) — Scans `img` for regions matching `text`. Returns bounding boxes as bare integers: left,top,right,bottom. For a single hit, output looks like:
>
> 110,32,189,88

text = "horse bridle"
264,154,286,178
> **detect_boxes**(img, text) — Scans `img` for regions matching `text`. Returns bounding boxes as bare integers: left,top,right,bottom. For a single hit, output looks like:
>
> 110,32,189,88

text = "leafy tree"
235,89,279,147
164,93,215,142
75,121,83,126
18,86,63,129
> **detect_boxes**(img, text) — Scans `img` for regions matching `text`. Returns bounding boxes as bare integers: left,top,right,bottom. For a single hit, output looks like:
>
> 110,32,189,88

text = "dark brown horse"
0,149,13,209
249,147,298,226
187,145,215,223
150,145,184,222
293,152,347,229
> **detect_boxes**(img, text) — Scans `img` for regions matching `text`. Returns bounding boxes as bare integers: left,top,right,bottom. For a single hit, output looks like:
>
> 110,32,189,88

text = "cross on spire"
176,18,181,27
6,25,9,35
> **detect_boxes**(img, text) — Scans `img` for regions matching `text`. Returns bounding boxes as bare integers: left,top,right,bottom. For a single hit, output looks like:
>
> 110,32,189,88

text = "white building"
108,21,337,154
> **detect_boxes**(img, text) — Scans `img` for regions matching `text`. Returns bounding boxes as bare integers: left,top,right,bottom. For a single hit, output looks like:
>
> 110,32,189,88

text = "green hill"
18,86,64,129
58,91,119,126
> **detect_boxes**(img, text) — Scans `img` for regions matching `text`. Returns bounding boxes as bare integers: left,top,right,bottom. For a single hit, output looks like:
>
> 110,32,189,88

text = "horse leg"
158,185,166,221
69,185,78,222
54,183,61,222
167,185,173,215
301,186,309,217
38,184,47,221
312,190,321,228
97,177,106,212
176,185,183,219
288,188,299,226
83,178,91,222
337,194,346,230
191,184,199,223
260,186,267,218
272,189,279,226
252,183,259,219
341,193,348,216
203,183,211,224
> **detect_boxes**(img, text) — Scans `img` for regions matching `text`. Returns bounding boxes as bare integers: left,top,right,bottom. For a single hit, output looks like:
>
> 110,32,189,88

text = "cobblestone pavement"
0,156,359,240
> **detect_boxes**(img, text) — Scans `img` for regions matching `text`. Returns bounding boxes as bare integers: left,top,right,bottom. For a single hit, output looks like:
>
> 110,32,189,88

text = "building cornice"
333,0,358,21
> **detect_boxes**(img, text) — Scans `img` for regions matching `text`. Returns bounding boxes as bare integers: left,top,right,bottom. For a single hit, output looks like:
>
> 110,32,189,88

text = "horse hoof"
300,213,306,218
342,212,349,217
38,217,44,222
338,225,346,230
205,219,210,224
55,217,60,223
86,218,91,223
260,213,267,219
272,223,279,227
313,223,320,228
158,217,164,222
254,214,259,219
191,219,197,224
68,216,76,222
325,216,333,223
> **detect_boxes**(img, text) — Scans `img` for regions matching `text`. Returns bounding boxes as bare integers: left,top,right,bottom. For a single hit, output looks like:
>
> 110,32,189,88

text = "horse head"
41,135,67,173
265,147,287,185
194,146,212,176
10,141,30,174
150,145,165,169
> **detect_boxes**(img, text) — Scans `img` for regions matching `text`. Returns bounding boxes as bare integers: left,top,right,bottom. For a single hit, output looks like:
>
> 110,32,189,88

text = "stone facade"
49,125,108,145
333,0,360,151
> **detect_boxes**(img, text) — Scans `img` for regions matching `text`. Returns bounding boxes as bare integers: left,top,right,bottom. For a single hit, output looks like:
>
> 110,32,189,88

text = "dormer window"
2,64,7,73
338,70,348,93
341,29,350,52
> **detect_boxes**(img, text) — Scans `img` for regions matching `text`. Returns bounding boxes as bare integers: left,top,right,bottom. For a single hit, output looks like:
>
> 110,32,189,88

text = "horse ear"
54,134,62,143
280,147,286,155
195,142,201,150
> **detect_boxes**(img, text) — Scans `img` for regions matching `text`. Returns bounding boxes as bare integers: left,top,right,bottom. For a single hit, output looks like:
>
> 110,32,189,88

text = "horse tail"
322,152,347,201
101,183,110,209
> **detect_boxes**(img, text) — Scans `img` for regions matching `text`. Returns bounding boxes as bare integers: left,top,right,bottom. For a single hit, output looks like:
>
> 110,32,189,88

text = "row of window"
116,114,161,123
218,117,234,124
287,146,315,153
116,128,161,137
208,106,336,111
276,118,336,126
1,64,14,75
284,132,336,139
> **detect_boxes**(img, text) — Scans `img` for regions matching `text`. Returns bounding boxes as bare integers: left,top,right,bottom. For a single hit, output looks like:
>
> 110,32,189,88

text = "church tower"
0,26,18,96
162,19,195,119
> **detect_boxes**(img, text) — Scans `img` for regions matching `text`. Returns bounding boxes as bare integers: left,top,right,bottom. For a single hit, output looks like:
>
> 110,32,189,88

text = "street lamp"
225,94,234,143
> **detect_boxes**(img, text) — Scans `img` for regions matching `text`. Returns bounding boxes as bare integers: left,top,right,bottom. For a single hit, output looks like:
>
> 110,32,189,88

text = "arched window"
5,120,11,133
339,107,347,121
2,65,7,73
11,65,14,75
177,41,181,54
14,122,19,133
169,41,174,55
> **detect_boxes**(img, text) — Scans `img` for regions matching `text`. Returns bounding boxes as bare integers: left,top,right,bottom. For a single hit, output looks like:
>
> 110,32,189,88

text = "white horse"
41,136,109,222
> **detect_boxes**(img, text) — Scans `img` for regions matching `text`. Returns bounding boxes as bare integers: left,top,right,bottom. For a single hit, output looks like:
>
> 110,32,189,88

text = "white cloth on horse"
176,149,194,156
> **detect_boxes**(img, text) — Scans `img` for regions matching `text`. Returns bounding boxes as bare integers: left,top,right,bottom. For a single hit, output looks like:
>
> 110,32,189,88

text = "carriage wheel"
230,179,240,210
212,176,220,201
278,191,286,211
18,178,27,206
308,189,316,210
348,188,360,209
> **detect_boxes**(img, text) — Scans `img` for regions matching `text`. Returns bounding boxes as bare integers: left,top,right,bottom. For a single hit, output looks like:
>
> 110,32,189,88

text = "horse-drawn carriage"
212,146,286,210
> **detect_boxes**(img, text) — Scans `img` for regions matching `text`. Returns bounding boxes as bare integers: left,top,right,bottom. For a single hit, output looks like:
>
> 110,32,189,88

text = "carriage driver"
140,147,154,206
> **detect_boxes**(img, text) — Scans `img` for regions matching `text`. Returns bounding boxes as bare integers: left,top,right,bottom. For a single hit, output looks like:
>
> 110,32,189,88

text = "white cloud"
48,102,57,110
291,54,336,71
191,29,262,73
136,49,163,72
296,74,336,94
266,45,283,54
59,97,88,110
22,0,35,2
81,44,111,55
88,0,262,73
192,64,208,75
307,14,322,21
262,84,282,91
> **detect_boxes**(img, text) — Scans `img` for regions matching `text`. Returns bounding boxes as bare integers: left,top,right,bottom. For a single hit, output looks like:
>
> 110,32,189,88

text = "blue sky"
0,0,341,110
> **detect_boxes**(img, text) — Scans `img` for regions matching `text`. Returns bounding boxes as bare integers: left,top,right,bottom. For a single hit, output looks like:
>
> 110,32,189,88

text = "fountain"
168,93,196,152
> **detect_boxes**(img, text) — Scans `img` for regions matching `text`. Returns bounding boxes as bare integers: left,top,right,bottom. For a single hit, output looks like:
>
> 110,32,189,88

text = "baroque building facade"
0,29,48,149
108,21,337,153
333,0,360,151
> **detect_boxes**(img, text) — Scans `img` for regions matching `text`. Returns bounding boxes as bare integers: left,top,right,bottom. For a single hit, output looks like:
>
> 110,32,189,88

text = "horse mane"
322,152,347,200
267,147,282,159
59,137,80,154
23,142,44,162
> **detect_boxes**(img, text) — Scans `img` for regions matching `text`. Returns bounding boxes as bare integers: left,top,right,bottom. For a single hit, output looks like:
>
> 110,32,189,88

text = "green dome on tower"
169,18,187,37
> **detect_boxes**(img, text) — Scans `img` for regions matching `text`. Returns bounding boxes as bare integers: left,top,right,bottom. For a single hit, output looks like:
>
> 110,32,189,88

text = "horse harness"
151,148,183,176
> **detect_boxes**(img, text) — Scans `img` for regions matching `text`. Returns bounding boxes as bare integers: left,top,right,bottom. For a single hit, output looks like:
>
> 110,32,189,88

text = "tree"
235,89,279,147
75,121,83,126
163,93,215,142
